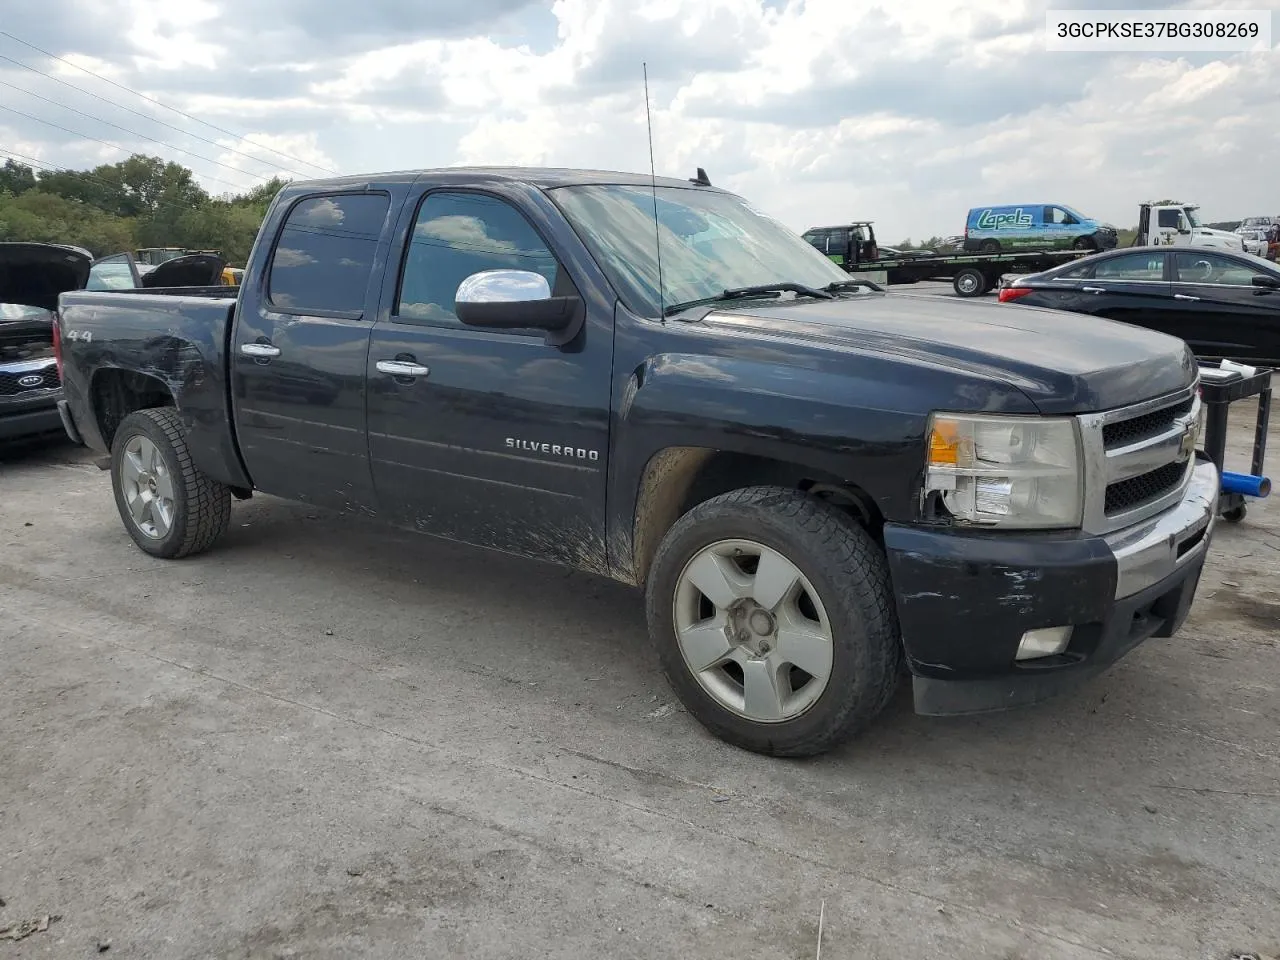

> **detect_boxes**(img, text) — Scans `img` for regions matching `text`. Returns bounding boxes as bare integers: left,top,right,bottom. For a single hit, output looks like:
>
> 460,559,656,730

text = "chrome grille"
1078,383,1199,535
1105,461,1189,514
1103,395,1194,449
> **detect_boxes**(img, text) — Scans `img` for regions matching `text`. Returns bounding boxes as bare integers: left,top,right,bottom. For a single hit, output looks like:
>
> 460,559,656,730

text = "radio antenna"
643,62,666,321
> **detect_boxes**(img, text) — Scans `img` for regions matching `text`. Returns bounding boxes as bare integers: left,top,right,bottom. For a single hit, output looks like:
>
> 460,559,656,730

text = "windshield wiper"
663,281,833,317
823,278,884,293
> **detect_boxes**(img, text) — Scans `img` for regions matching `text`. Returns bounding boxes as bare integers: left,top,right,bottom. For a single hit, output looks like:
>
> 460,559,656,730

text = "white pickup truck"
1134,201,1245,252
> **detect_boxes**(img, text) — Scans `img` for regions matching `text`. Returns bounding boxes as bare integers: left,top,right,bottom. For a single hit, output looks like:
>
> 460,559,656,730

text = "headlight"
923,413,1083,529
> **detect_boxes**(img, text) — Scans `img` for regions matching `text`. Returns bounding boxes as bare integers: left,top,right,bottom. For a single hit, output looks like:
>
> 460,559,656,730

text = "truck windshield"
1185,208,1203,228
550,183,851,317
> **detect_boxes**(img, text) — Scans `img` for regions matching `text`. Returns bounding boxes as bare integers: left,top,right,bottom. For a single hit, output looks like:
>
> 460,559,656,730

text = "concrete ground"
2,292,1278,958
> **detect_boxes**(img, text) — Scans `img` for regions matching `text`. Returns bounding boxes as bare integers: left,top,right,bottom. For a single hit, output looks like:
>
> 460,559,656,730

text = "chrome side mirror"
456,269,551,305
453,268,582,346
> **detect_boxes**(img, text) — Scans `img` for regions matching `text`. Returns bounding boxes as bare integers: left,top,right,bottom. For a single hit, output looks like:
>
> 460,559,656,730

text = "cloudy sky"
0,0,1276,242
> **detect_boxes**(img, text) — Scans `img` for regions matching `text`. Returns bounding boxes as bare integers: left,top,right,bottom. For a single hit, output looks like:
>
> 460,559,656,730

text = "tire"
1222,504,1247,523
110,406,232,559
1073,236,1096,251
644,486,902,757
954,267,987,297
978,239,1000,254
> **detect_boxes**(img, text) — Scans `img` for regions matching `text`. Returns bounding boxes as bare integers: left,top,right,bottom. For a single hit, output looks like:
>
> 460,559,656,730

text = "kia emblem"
17,374,43,388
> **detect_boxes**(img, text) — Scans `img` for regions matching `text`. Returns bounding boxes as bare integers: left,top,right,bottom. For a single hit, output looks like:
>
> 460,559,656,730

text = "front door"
365,187,613,567
1152,207,1190,247
86,253,141,291
1075,250,1172,333
1169,251,1280,365
229,189,399,513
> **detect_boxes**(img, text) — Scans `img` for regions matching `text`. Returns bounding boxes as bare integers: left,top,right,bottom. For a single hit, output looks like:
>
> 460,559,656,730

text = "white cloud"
1,0,1279,242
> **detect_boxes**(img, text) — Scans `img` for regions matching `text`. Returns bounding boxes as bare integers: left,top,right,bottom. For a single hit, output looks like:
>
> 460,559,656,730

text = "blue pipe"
1221,471,1271,498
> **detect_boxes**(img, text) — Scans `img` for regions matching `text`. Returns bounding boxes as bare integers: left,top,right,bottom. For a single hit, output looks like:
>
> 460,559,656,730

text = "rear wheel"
110,407,232,558
645,486,902,757
978,239,1000,254
1073,236,1096,251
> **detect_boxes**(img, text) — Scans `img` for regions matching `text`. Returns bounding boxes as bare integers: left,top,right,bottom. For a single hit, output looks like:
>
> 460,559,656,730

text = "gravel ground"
2,305,1277,958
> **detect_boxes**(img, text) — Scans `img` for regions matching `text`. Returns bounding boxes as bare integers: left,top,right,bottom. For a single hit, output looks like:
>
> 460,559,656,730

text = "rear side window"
268,193,391,314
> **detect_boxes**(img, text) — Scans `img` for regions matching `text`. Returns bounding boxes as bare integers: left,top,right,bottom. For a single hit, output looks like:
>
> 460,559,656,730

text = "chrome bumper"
1105,457,1218,600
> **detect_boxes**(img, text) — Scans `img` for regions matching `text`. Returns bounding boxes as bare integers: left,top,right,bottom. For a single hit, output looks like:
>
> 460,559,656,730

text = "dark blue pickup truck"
54,166,1218,757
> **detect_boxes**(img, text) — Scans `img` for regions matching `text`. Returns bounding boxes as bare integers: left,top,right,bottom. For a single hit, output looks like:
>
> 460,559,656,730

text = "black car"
998,246,1280,366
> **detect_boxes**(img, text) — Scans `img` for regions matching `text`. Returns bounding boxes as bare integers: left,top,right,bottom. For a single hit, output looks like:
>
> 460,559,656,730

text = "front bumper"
0,399,64,441
884,456,1218,715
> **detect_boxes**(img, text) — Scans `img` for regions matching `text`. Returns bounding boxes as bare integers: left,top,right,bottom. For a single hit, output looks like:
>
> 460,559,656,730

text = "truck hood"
0,242,92,311
699,292,1197,415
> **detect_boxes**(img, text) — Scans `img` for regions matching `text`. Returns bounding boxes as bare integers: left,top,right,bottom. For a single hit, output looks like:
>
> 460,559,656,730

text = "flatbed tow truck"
801,221,1094,297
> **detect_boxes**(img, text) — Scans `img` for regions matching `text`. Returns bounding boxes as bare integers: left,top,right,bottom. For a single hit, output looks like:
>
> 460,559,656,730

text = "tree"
0,153,291,264
0,160,37,196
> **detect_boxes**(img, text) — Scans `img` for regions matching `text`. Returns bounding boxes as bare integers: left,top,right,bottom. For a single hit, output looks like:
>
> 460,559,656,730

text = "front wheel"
110,407,232,558
645,487,902,757
954,267,988,297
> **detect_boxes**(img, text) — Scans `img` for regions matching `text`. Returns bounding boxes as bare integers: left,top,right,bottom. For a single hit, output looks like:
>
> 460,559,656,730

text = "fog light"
1016,626,1073,661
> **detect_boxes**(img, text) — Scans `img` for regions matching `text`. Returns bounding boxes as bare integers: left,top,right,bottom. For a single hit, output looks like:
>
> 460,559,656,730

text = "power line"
0,102,250,190
0,52,309,180
0,30,337,176
0,78,279,187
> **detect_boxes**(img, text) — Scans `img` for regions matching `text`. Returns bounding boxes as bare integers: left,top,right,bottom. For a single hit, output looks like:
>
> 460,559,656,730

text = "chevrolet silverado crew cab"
54,166,1218,757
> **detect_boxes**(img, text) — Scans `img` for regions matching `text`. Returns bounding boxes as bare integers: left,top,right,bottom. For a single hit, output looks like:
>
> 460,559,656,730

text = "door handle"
1174,294,1200,301
1081,286,1105,294
240,342,281,358
376,360,430,378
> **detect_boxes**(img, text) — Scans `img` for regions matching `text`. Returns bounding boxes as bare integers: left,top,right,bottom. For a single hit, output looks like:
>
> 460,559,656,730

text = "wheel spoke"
741,658,787,721
128,490,149,523
775,607,833,683
152,498,173,536
145,439,160,474
153,467,176,503
121,450,145,485
751,547,802,611
678,617,735,673
683,551,747,610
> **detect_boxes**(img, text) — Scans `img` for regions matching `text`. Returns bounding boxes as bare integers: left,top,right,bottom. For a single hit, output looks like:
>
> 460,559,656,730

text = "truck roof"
282,166,726,193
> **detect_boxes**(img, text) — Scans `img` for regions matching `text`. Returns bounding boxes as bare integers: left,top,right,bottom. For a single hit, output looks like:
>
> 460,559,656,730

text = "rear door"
1169,251,1280,364
229,189,400,513
364,185,613,565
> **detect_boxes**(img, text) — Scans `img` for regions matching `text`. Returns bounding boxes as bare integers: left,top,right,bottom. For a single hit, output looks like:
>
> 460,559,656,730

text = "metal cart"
1198,365,1273,523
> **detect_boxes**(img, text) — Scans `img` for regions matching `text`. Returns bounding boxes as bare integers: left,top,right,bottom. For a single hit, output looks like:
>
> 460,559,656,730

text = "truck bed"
57,289,248,490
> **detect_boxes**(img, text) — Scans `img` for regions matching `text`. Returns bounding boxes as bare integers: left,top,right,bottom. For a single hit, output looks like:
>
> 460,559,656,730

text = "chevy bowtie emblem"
1177,421,1196,459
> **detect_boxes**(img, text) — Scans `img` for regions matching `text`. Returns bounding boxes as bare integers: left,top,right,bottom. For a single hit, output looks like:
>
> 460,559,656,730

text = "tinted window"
268,193,390,313
396,191,558,324
1174,252,1269,286
1094,252,1166,281
1157,209,1180,229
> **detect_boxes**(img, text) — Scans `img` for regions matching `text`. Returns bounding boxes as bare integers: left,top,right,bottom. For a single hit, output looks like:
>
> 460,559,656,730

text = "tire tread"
113,407,231,558
646,485,902,757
